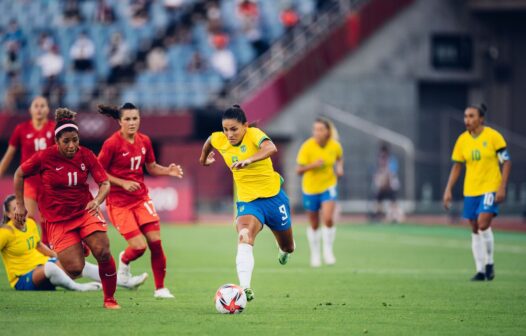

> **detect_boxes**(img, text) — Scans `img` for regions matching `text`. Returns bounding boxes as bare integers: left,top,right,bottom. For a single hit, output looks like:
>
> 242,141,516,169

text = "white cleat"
117,251,132,284
323,250,336,265
125,272,149,290
77,282,102,292
310,254,322,268
154,287,175,299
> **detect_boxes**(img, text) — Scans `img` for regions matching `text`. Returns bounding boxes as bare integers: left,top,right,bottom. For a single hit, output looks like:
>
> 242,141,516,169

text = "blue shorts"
14,258,57,291
302,186,338,212
463,193,499,220
236,189,292,231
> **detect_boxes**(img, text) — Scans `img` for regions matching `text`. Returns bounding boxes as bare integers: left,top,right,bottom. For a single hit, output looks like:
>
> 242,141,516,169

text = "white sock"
480,228,494,265
321,226,336,254
236,243,254,289
81,262,100,282
307,227,321,258
44,262,84,291
471,233,485,273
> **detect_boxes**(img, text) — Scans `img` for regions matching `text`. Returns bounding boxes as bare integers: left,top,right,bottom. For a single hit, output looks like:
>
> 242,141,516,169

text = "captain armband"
496,148,510,164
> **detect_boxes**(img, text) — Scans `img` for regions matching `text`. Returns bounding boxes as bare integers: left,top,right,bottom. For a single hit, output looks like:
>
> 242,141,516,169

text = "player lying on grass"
443,104,511,281
199,104,295,302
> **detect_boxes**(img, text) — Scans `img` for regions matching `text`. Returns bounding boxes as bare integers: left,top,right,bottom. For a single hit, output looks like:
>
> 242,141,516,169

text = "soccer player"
13,108,121,309
97,103,183,299
443,104,511,281
199,104,295,301
0,97,55,242
296,118,343,267
1,194,101,291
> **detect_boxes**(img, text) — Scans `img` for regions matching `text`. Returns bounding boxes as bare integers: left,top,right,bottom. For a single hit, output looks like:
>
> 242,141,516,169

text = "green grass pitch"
1,222,525,335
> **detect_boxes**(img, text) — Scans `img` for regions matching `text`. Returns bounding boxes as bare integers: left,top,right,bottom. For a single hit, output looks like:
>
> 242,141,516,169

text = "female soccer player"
0,97,55,242
443,104,511,281
199,104,295,301
97,103,183,299
1,195,101,291
296,118,343,267
13,108,120,309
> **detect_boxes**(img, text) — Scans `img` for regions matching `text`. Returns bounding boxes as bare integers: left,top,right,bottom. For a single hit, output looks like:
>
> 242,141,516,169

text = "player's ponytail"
2,194,15,225
98,102,139,120
316,117,339,142
54,108,79,139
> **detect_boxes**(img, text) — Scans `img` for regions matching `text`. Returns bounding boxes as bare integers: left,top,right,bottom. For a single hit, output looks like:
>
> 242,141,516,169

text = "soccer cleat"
78,282,102,292
103,298,121,310
323,249,336,265
244,288,255,302
117,251,132,284
154,287,175,299
471,272,486,281
124,272,149,290
485,264,495,281
278,250,289,265
310,254,322,268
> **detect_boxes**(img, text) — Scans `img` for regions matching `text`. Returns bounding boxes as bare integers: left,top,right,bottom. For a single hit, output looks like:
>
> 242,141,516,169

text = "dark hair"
222,104,247,124
468,103,487,117
2,194,15,225
98,102,138,120
315,117,331,131
54,108,78,139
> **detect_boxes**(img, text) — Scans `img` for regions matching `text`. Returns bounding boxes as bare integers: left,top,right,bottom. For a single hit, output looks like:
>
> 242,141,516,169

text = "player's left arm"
231,139,277,170
145,161,184,178
496,147,511,203
37,242,57,258
335,143,344,177
85,151,111,215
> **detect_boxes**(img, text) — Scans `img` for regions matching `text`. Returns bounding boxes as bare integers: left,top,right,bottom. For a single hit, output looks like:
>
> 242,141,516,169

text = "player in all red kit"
0,97,55,243
13,108,120,309
98,103,183,299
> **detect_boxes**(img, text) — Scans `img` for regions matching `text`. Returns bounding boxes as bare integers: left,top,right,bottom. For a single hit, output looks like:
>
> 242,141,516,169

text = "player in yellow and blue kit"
443,104,511,281
0,195,101,291
297,118,343,267
199,105,295,301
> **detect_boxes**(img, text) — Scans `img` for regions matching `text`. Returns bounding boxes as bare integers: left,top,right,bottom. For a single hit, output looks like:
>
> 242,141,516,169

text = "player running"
13,108,120,309
98,103,183,299
296,118,343,267
0,97,55,243
199,104,295,301
443,104,511,281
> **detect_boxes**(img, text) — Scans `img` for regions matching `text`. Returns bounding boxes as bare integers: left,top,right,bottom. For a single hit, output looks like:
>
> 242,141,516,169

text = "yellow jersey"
451,126,507,196
297,138,343,194
0,218,49,288
211,127,282,202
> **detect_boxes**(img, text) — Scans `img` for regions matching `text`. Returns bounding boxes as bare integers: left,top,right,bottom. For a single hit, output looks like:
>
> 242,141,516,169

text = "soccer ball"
214,284,247,314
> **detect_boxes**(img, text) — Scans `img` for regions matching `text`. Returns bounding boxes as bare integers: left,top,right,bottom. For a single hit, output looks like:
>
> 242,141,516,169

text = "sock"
82,262,101,282
44,262,83,291
122,247,146,265
98,256,117,301
307,227,321,258
236,243,254,289
321,226,336,254
471,233,485,273
480,228,495,265
148,240,167,290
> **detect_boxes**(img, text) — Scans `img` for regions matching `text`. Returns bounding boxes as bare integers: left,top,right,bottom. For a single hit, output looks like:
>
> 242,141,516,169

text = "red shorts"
24,177,41,201
107,198,160,240
45,212,107,253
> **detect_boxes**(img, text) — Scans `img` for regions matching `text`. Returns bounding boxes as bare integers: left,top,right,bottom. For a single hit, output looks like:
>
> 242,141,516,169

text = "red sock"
98,256,117,301
148,240,166,290
122,247,146,265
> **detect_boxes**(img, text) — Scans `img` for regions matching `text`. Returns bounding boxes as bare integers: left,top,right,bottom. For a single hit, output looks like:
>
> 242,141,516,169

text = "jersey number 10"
471,149,481,161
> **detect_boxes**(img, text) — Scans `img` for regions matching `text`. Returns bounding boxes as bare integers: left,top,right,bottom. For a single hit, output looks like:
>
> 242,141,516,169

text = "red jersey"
21,145,108,222
98,131,156,208
9,120,56,163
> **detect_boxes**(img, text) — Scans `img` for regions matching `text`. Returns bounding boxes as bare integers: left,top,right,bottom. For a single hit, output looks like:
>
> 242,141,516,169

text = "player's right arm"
296,142,323,175
0,146,17,177
443,136,465,210
199,136,216,167
98,140,141,192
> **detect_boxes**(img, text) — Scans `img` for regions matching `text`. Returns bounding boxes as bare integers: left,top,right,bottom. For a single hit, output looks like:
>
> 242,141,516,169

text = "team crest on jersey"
240,144,247,153
80,163,86,171
46,131,52,138
141,147,146,155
